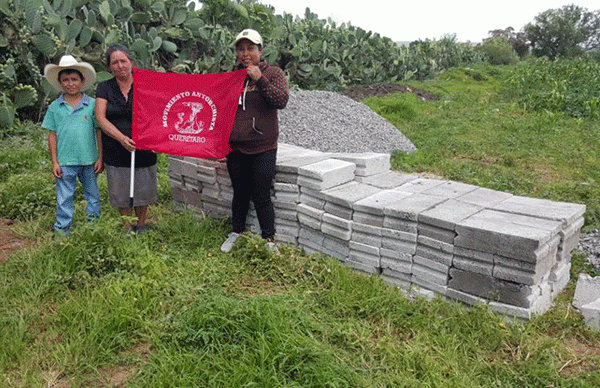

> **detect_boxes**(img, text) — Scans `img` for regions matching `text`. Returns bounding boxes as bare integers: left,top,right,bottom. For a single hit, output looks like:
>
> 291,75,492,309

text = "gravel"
278,90,417,154
578,230,600,270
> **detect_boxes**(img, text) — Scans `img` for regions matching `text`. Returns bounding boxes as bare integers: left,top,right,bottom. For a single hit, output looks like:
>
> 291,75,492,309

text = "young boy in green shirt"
42,55,103,234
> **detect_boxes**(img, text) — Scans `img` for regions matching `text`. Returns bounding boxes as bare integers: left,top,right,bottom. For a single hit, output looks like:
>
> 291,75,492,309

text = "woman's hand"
120,136,136,152
246,65,262,81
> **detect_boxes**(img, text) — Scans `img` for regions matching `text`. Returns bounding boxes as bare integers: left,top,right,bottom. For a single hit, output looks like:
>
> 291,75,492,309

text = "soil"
0,218,33,264
340,83,439,102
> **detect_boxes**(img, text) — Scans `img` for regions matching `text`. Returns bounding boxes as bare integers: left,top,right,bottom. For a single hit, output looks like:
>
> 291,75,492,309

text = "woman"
220,29,289,253
95,44,157,233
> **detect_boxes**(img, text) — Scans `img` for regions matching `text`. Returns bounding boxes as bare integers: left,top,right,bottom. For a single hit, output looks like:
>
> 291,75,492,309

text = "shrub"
477,37,519,65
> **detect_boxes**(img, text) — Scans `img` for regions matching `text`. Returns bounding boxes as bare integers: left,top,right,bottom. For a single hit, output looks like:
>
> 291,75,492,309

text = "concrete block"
414,255,451,274
491,195,586,225
382,227,418,243
558,217,584,262
419,199,483,231
449,268,538,308
321,221,353,241
322,213,353,230
180,160,199,178
299,187,326,210
272,205,297,221
487,301,532,320
414,244,453,266
380,271,412,290
197,165,218,184
445,287,488,307
353,211,384,227
346,258,380,274
353,190,409,216
322,181,381,209
455,209,563,261
381,253,413,274
383,216,418,233
171,186,184,202
331,152,391,176
579,299,600,331
324,202,354,220
183,190,202,208
493,245,558,286
276,153,331,174
298,159,356,190
454,187,512,207
397,178,446,193
298,213,322,230
573,273,600,310
452,246,494,276
417,223,456,245
298,203,324,220
349,240,380,257
417,235,454,254
549,261,570,298
299,227,325,245
183,176,201,192
384,193,447,222
410,271,449,293
274,171,298,184
381,237,417,254
322,235,350,261
355,171,419,188
275,191,300,204
422,180,479,198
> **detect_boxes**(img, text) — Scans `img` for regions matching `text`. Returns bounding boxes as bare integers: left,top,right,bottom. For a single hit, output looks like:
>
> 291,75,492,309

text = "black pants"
226,149,276,239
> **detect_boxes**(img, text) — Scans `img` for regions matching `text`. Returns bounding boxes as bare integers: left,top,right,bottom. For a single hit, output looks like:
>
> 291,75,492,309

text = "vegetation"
0,0,486,125
524,4,600,59
2,62,600,385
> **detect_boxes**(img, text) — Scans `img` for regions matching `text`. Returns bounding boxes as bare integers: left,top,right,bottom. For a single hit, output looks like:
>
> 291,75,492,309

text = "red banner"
132,68,246,159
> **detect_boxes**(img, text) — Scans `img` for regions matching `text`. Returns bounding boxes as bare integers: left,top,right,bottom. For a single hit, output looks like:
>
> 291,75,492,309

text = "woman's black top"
96,77,157,168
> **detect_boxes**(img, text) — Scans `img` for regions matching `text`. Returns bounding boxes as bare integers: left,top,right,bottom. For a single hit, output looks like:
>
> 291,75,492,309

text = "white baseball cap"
44,55,96,91
233,29,263,47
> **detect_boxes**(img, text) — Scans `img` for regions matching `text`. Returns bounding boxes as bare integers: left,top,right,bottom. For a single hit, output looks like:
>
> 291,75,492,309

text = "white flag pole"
129,150,135,209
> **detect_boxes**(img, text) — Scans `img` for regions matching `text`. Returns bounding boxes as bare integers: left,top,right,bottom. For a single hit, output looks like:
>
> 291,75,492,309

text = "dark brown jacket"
229,61,289,154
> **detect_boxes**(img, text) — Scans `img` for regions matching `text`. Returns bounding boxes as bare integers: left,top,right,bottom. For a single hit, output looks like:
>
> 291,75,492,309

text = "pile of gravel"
278,90,417,154
578,230,600,270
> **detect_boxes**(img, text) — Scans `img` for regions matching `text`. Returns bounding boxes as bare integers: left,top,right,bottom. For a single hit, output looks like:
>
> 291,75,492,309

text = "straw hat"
233,29,263,47
44,55,96,92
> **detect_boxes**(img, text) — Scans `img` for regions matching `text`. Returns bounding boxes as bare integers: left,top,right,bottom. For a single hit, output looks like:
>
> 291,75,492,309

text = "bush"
504,57,600,118
477,37,519,65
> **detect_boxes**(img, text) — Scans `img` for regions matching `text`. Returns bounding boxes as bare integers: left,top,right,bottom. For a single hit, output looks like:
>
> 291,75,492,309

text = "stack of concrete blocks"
167,143,586,319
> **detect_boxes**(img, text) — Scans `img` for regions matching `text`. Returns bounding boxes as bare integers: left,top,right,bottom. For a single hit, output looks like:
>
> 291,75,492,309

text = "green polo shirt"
42,93,98,166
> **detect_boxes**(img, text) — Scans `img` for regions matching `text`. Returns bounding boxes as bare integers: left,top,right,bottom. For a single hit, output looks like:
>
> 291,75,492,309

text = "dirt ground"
340,83,438,101
0,218,32,264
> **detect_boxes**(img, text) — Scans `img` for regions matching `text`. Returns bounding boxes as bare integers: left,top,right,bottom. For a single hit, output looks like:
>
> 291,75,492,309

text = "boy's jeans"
54,165,100,233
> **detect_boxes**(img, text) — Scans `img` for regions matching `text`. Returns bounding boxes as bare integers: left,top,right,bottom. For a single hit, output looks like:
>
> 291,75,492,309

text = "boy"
42,55,103,234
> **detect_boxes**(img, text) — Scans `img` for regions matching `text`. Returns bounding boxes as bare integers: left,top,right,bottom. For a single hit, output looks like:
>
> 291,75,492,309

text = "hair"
105,43,135,67
57,68,84,82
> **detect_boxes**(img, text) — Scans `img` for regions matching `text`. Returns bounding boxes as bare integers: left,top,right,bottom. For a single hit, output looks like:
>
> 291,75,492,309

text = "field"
1,63,600,387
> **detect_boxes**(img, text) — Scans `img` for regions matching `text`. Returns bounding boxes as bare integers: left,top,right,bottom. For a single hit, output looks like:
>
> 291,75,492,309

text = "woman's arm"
256,66,289,109
95,97,136,152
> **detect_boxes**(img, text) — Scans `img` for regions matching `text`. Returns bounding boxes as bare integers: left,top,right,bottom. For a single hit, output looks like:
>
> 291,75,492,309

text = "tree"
524,4,600,59
488,27,529,58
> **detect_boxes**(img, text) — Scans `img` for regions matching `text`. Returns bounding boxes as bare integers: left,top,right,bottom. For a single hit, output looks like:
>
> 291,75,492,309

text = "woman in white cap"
95,44,158,233
220,29,289,252
42,55,102,235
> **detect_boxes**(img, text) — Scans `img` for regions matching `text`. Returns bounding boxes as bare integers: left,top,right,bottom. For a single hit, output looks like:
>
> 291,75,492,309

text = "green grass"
1,67,600,386
366,65,600,230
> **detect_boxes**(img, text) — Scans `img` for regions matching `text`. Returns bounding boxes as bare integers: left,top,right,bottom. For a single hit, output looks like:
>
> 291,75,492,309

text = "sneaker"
221,232,240,253
265,236,279,253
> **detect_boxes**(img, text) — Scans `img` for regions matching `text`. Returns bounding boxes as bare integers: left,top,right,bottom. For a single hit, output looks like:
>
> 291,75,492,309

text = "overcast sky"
260,1,600,43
